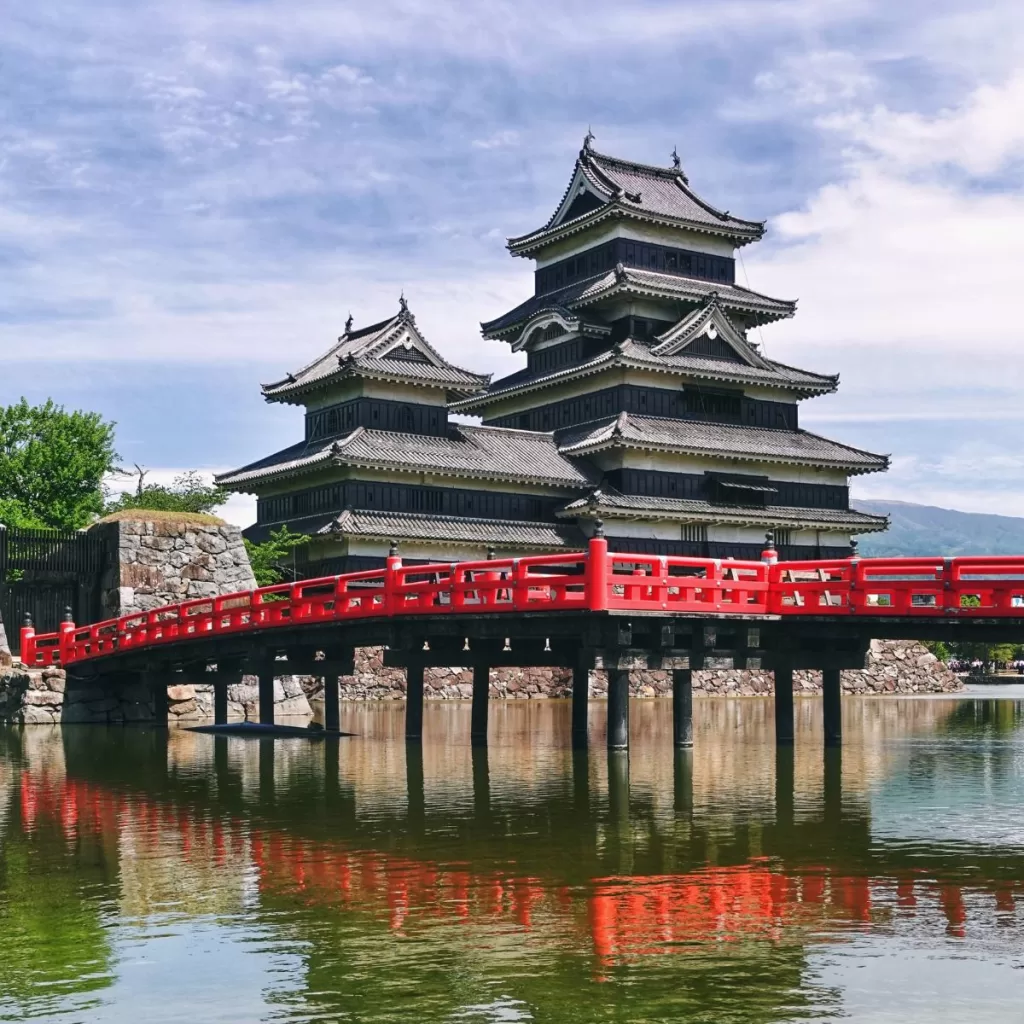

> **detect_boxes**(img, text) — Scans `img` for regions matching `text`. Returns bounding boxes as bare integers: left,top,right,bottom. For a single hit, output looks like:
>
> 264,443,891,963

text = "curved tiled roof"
482,267,794,338
555,413,888,475
319,508,584,550
263,304,488,403
509,145,765,254
451,339,835,414
217,423,596,492
557,489,888,532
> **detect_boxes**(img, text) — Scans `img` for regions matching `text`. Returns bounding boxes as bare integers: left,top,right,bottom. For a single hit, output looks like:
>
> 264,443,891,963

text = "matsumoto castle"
219,136,889,570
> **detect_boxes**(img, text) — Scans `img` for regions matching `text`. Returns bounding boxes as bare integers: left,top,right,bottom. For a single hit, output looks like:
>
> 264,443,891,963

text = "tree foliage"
0,399,117,529
244,526,309,586
104,468,227,516
925,639,1023,670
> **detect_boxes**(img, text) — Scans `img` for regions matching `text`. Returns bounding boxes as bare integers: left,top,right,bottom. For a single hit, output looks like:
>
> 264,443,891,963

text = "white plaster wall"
609,449,852,486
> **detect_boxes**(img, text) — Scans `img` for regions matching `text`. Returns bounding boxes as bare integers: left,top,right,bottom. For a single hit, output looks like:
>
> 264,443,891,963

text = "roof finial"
344,312,354,334
582,126,595,154
399,291,408,314
671,146,681,171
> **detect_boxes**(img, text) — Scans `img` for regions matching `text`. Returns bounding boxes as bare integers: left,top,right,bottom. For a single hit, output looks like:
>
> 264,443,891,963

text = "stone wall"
92,516,256,619
0,666,311,725
0,638,960,724
314,638,962,702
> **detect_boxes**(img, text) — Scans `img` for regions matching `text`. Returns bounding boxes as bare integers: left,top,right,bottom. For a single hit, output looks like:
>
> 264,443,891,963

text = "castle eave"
555,414,889,475
557,491,889,533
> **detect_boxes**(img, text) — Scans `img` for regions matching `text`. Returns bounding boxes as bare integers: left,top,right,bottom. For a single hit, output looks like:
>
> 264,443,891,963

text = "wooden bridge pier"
471,665,489,746
405,663,425,742
572,664,589,748
773,665,795,746
672,669,693,748
823,668,842,746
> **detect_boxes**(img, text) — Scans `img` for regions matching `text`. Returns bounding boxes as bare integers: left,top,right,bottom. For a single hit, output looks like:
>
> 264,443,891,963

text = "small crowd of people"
950,659,1024,676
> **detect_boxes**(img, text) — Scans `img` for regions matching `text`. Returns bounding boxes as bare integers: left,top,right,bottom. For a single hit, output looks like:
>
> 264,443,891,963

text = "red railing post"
384,541,402,616
587,524,609,612
19,614,35,665
59,608,76,664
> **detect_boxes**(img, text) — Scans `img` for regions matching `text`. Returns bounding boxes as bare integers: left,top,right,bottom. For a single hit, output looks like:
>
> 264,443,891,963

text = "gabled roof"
481,266,795,339
262,299,489,404
557,488,888,533
651,295,769,366
555,412,889,475
216,423,598,492
508,137,765,256
451,337,836,414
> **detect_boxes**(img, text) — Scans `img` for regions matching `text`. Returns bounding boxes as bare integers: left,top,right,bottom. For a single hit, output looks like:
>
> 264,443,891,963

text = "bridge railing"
768,560,855,615
18,540,1024,668
603,555,769,614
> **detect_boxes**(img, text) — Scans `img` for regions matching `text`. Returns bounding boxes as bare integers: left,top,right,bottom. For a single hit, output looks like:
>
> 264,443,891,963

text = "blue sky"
3,0,1024,526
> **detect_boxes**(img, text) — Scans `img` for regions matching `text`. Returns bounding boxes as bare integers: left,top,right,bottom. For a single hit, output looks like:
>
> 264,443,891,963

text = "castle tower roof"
262,298,489,405
508,135,766,257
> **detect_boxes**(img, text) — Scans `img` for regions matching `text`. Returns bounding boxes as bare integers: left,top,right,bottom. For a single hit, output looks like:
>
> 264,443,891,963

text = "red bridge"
19,536,1024,751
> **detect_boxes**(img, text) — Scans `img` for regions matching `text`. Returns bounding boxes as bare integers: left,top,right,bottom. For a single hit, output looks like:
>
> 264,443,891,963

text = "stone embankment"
0,666,313,725
0,639,959,725
305,638,962,703
93,514,256,618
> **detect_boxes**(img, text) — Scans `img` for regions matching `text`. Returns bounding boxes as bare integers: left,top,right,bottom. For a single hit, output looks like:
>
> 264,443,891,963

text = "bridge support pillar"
214,676,229,726
672,669,693,748
572,664,589,748
406,743,425,831
148,669,169,727
323,670,340,733
775,745,795,828
405,663,424,742
607,669,630,750
774,665,794,746
258,667,275,726
472,745,490,821
471,665,489,745
674,747,693,818
823,668,842,746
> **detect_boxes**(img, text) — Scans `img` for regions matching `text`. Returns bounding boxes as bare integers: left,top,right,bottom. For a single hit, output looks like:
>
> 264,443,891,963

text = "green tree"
103,468,227,516
244,526,309,586
0,399,117,530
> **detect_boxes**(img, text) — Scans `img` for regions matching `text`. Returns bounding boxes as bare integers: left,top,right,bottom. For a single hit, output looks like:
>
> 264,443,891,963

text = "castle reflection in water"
3,697,1024,1022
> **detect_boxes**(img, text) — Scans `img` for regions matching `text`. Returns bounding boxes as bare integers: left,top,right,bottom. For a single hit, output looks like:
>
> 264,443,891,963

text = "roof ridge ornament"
671,145,689,184
344,312,354,335
582,126,595,156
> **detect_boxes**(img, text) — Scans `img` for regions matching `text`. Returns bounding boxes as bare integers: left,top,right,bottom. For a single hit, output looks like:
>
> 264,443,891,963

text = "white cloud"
745,71,1024,406
472,130,519,150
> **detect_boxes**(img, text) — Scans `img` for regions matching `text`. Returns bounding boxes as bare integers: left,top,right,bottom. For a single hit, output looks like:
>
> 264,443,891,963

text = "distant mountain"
855,500,1024,556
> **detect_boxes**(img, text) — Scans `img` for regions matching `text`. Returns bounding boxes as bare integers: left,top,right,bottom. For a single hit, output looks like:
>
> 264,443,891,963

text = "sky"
3,0,1024,528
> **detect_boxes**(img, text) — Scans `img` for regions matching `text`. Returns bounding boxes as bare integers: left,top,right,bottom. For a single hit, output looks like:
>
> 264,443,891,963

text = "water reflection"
3,698,1024,1021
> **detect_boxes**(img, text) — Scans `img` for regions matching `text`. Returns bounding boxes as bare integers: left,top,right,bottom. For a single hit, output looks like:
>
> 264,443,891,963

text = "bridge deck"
20,539,1024,670
16,539,1024,753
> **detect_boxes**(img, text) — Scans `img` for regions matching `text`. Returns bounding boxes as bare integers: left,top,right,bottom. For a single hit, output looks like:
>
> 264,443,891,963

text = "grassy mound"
97,509,227,526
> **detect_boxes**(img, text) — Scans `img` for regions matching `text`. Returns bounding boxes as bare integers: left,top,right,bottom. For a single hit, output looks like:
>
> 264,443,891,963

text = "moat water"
3,695,1024,1022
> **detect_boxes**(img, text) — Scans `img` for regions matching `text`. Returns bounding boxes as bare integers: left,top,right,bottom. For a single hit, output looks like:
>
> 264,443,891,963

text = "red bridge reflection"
17,771,1018,963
